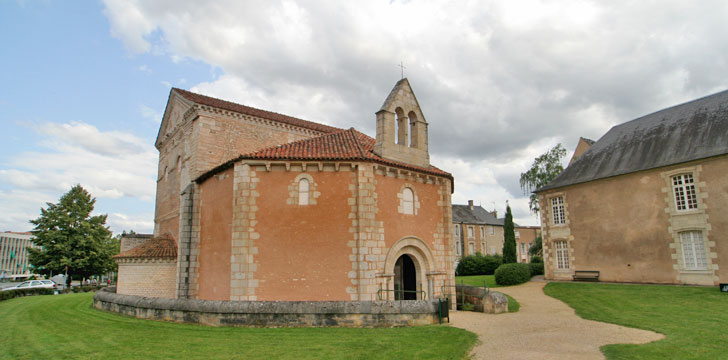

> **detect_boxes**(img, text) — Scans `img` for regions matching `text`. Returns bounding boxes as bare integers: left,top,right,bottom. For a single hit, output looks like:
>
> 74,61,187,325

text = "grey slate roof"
452,204,507,226
538,89,728,192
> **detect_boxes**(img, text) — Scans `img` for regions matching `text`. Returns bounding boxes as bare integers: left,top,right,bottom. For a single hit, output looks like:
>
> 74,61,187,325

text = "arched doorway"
394,254,417,300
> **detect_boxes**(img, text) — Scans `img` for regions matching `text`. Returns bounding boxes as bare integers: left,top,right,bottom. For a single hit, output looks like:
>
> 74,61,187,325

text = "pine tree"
502,204,517,263
27,185,115,281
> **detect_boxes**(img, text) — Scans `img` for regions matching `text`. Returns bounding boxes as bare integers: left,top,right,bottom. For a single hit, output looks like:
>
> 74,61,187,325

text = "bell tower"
373,78,430,167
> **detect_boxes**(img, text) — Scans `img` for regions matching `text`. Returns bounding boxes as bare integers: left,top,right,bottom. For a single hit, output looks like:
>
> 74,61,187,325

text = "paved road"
450,280,664,359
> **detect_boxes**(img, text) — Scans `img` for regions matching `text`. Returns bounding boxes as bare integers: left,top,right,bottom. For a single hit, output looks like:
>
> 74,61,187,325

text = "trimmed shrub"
456,254,503,276
529,263,544,276
0,287,53,302
494,263,532,286
530,255,543,263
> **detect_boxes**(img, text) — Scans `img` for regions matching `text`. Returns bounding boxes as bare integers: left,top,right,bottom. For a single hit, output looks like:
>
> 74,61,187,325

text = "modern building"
536,90,728,285
115,79,457,301
0,232,38,279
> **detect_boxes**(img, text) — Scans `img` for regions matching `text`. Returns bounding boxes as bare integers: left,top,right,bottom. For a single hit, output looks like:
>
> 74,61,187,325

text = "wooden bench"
572,270,600,282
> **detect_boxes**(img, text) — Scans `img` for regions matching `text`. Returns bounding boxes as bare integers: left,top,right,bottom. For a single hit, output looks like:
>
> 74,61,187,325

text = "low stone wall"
455,284,508,314
93,288,439,327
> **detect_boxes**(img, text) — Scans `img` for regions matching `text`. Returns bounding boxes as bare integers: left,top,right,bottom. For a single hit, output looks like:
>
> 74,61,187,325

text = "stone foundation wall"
94,288,439,327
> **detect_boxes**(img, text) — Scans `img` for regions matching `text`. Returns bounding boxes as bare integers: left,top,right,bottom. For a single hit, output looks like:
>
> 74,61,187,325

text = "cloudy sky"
2,1,727,234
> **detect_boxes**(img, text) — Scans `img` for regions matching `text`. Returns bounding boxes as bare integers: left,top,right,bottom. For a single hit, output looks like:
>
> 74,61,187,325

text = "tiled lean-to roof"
114,235,177,259
538,89,728,192
196,128,452,183
173,88,341,134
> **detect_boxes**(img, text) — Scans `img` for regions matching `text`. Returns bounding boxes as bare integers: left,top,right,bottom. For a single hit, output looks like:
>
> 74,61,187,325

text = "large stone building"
537,90,728,285
116,79,456,301
452,201,539,263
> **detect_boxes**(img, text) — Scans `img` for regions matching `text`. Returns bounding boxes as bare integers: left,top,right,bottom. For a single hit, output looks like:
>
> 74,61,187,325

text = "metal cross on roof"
398,61,406,79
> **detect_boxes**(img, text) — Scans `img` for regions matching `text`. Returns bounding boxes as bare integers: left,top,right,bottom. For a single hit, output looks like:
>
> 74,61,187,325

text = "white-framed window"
520,243,526,254
468,243,474,254
672,173,698,211
490,226,495,235
490,246,496,255
680,231,708,270
467,226,474,239
480,226,484,239
454,225,459,237
515,230,520,239
402,187,414,214
455,238,461,256
481,241,485,252
551,196,565,225
555,240,569,269
298,178,310,205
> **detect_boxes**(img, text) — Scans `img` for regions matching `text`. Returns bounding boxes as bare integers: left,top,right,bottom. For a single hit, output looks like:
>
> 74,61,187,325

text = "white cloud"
108,212,154,235
102,0,728,227
0,121,157,232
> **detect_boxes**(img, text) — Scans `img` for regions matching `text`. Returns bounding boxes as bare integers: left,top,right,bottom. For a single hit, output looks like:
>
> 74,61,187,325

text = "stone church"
115,79,456,302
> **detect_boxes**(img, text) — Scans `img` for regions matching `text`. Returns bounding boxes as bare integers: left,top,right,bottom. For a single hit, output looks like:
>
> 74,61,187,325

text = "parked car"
1,280,57,291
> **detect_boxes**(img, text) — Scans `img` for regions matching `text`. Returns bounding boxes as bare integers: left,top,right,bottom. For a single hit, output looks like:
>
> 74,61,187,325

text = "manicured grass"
505,294,520,313
455,275,499,288
0,293,476,360
455,275,520,312
544,282,728,359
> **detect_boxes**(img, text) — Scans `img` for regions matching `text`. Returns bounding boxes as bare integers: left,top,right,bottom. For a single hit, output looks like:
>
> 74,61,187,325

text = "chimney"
468,200,474,209
492,210,498,218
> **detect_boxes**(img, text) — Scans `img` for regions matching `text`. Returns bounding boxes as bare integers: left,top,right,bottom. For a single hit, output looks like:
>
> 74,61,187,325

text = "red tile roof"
114,234,177,259
196,128,452,183
173,88,341,134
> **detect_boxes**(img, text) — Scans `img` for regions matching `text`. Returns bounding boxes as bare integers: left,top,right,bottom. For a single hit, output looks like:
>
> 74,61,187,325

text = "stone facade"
539,156,727,285
116,259,177,298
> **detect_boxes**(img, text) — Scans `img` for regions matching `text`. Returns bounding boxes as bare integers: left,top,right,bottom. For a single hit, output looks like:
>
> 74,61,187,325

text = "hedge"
0,288,53,302
0,285,105,302
456,254,503,276
529,262,545,276
494,263,532,286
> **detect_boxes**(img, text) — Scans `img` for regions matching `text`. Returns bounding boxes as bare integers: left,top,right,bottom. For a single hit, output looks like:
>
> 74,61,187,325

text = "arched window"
298,178,310,205
395,107,407,146
402,187,414,214
408,111,418,148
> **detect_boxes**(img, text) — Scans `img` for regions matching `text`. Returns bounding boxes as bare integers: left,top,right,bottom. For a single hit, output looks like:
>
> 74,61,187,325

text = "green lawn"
455,274,499,288
0,293,476,360
544,282,728,359
455,275,520,312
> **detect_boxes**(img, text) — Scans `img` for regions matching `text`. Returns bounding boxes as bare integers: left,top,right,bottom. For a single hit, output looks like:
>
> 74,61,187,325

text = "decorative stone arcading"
230,163,261,300
660,165,717,285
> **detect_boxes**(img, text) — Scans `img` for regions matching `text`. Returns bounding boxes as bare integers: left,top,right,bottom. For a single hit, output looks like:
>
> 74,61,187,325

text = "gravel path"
449,280,664,359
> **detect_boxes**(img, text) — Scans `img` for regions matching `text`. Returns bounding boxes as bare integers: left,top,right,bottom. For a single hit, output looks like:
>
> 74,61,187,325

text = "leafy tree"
502,204,517,264
529,235,543,257
27,185,115,282
520,143,567,213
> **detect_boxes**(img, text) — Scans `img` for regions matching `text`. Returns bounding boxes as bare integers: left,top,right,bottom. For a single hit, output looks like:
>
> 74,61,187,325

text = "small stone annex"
113,79,457,306
537,90,728,285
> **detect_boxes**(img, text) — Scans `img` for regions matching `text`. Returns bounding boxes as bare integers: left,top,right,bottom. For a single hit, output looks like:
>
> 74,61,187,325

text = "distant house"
536,90,728,285
452,201,540,263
